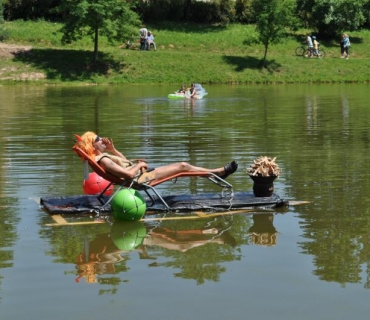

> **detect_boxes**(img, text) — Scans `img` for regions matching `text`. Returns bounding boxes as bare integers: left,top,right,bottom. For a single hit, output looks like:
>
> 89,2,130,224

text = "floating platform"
40,191,288,215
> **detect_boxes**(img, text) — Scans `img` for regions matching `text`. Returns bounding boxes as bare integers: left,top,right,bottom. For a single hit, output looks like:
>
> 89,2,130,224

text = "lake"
0,83,370,320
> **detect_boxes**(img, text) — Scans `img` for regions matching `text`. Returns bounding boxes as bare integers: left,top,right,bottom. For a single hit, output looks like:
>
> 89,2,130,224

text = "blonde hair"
74,131,98,158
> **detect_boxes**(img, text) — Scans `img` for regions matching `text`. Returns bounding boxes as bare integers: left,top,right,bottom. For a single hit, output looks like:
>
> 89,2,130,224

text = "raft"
168,93,187,100
40,191,288,215
168,83,208,100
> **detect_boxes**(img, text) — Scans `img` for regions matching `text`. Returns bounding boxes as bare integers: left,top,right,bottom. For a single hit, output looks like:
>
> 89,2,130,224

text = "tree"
0,0,4,24
312,0,366,37
235,0,255,24
59,0,141,62
365,0,370,27
252,0,297,68
3,0,61,20
297,0,367,37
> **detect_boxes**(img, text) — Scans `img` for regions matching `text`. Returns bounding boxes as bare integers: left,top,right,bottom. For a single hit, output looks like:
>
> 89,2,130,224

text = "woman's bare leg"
153,162,222,179
148,161,238,182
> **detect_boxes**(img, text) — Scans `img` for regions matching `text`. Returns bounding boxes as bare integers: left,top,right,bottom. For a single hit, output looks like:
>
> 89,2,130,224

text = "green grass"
1,20,369,85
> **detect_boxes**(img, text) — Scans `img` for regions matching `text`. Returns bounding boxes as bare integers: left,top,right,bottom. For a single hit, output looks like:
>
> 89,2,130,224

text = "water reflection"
142,218,237,252
74,217,239,285
2,84,370,319
247,214,278,247
0,198,20,294
74,223,139,284
298,210,370,288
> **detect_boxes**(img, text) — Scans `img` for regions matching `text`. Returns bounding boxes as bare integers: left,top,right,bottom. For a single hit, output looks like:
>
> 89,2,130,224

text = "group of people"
177,83,198,98
306,33,351,59
306,34,320,58
139,25,156,51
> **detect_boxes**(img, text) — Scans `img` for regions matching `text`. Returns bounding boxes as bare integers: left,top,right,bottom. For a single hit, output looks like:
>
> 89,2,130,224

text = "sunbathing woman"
74,131,238,185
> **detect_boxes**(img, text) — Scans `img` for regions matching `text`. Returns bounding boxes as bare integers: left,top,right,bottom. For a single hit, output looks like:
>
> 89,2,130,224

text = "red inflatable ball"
83,172,114,195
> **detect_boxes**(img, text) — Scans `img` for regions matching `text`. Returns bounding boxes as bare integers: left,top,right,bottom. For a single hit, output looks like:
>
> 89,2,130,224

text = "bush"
0,0,4,24
0,25,10,41
191,1,218,23
235,0,255,24
3,0,60,21
135,0,255,25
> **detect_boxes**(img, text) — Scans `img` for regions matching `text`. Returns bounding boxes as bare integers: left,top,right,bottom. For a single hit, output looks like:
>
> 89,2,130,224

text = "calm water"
0,84,370,320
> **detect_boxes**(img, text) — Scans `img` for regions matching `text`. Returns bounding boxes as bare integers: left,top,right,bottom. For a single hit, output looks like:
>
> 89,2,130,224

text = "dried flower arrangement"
246,156,282,177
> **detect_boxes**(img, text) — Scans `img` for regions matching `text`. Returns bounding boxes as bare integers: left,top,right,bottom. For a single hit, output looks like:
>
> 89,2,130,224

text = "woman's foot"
220,160,238,179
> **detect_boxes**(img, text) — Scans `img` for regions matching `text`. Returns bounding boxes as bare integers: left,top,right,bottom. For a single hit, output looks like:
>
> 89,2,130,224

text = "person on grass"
74,131,238,185
306,34,313,58
147,31,156,51
341,34,350,59
139,25,148,51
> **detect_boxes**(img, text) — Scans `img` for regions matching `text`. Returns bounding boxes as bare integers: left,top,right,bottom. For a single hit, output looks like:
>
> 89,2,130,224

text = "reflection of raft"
146,192,286,212
40,191,287,215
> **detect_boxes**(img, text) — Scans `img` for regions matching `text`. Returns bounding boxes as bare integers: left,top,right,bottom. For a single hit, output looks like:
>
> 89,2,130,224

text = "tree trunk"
93,27,99,62
262,43,269,68
184,0,191,22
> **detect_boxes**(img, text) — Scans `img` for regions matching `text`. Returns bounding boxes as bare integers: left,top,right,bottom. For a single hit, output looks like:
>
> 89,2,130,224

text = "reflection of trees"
140,213,277,284
140,217,245,285
152,245,233,285
298,210,370,288
0,203,20,301
0,139,21,301
40,215,252,286
274,88,370,289
40,223,130,291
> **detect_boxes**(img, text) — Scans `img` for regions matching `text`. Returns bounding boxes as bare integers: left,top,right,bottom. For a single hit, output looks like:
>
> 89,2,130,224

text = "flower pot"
248,174,277,197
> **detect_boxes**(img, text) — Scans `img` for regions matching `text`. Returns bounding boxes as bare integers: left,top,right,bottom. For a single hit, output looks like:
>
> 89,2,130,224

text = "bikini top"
95,153,133,168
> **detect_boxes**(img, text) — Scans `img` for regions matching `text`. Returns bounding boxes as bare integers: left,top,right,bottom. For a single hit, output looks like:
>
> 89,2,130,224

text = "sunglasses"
94,136,101,143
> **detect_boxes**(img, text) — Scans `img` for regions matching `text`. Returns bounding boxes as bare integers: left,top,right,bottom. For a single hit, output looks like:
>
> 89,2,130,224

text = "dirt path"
0,43,33,58
0,43,46,80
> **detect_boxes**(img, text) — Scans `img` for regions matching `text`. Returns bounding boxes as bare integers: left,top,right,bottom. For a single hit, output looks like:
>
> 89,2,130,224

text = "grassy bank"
0,20,369,85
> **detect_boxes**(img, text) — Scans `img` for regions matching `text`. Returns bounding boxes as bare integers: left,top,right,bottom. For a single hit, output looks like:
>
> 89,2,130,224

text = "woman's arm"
102,138,127,160
99,157,148,180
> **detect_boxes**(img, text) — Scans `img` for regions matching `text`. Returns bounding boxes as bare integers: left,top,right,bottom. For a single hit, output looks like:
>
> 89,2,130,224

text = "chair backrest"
72,146,125,185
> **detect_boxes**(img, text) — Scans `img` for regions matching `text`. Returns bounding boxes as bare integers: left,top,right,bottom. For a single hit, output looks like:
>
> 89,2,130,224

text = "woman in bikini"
74,131,238,185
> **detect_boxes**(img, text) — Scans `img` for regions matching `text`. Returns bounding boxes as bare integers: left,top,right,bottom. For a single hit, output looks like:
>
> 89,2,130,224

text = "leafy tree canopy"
252,0,297,67
59,0,141,61
3,0,60,20
0,0,4,24
297,0,367,37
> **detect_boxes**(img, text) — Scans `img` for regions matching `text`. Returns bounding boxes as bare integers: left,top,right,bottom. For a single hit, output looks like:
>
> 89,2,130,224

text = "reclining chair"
72,146,233,213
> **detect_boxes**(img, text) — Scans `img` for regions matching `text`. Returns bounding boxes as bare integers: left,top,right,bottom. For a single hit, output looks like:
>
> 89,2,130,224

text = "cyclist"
306,34,313,58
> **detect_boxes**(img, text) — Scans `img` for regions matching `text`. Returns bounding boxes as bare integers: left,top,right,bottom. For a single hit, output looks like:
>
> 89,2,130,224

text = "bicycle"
304,45,325,58
295,45,325,58
295,45,306,56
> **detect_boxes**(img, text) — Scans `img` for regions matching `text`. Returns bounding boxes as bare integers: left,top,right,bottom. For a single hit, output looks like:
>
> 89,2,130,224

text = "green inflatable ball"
111,188,147,221
111,221,147,251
